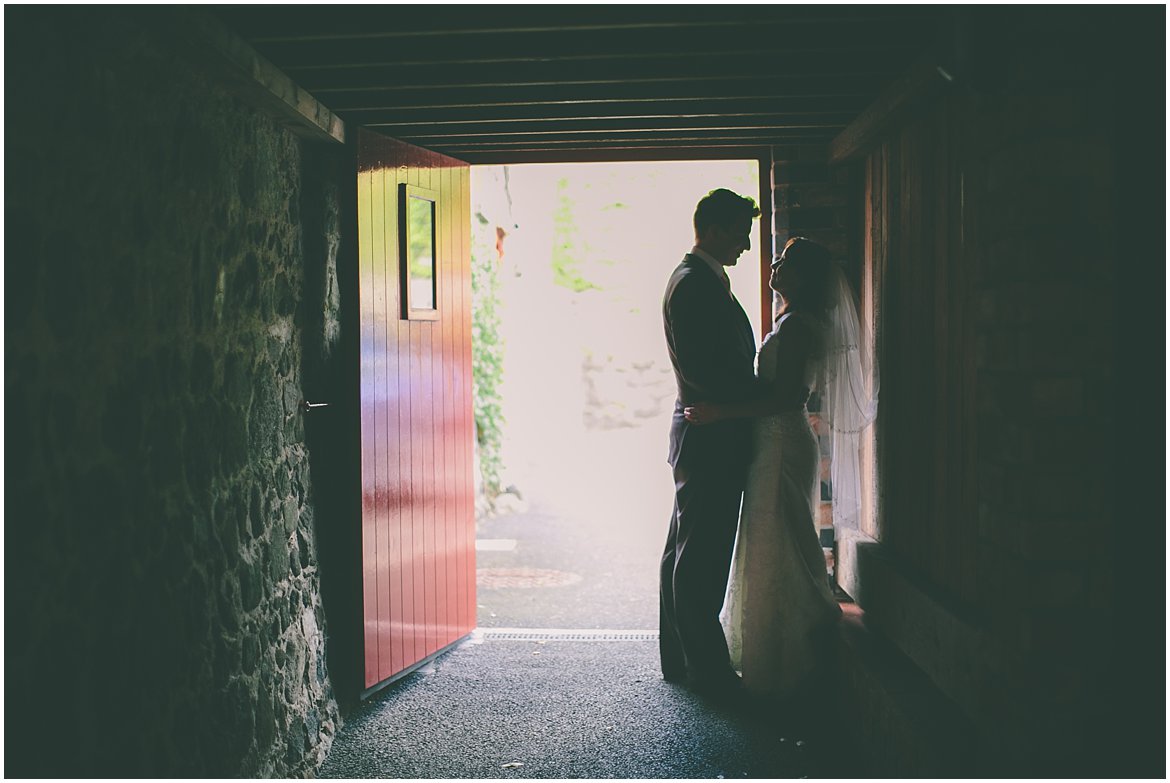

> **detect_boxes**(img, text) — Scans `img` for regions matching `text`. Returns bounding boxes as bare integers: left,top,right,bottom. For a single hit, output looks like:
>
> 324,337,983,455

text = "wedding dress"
721,312,842,698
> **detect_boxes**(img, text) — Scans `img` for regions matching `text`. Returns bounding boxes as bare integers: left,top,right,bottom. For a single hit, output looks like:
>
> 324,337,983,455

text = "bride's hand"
684,403,723,425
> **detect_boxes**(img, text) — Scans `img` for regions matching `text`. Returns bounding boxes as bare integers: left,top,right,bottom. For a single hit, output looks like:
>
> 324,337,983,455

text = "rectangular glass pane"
408,195,435,310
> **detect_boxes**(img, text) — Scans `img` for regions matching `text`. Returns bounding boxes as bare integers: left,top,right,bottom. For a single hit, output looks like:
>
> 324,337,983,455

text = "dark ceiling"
214,6,944,162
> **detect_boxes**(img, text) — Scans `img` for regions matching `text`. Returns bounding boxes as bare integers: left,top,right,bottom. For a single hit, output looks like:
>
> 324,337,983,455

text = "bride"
684,237,877,700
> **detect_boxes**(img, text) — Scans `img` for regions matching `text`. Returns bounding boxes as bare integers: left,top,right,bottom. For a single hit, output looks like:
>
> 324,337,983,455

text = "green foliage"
406,196,435,280
470,219,505,498
550,177,601,293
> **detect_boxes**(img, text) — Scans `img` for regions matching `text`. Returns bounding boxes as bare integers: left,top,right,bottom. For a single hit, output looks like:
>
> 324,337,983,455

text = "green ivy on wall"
471,216,505,500
551,177,600,293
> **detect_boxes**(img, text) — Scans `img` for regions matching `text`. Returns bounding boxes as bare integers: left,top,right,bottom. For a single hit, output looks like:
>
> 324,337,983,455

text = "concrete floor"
320,635,846,779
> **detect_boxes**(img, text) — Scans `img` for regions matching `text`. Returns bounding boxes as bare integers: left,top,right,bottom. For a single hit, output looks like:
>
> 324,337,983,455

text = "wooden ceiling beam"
370,115,853,138
256,24,931,70
334,96,868,124
280,43,916,72
202,7,948,159
147,9,344,145
433,140,828,158
453,146,771,164
454,146,771,164
829,52,955,163
294,54,905,93
409,128,833,149
218,7,936,42
317,77,886,111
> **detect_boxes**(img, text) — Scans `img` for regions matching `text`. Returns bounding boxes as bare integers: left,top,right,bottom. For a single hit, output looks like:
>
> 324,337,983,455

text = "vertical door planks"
357,131,475,690
357,170,380,688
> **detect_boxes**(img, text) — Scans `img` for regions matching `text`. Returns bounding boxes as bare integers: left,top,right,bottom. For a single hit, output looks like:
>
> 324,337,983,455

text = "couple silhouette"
659,189,876,707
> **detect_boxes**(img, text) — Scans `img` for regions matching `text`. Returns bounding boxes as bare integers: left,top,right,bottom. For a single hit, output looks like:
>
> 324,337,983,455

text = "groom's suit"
660,252,758,686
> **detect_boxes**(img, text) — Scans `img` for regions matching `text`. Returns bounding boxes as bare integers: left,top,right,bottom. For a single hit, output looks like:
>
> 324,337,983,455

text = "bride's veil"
720,246,878,674
819,262,879,531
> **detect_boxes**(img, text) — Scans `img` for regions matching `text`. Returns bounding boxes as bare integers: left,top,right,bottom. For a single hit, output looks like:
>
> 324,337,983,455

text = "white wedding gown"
722,314,843,698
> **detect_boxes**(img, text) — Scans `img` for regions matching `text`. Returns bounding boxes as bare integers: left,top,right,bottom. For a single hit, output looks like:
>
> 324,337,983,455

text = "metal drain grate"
476,568,583,589
474,627,659,642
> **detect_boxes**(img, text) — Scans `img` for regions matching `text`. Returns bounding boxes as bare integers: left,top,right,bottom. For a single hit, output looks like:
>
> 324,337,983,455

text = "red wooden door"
357,129,475,691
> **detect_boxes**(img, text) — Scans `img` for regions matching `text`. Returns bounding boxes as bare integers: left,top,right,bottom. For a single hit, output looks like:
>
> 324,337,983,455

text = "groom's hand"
684,403,721,425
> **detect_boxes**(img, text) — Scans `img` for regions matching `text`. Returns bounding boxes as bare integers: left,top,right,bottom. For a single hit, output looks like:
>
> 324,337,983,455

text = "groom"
660,188,760,697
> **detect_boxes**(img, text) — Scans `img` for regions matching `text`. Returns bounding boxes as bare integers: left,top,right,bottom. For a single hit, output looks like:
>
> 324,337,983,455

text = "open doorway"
470,160,763,632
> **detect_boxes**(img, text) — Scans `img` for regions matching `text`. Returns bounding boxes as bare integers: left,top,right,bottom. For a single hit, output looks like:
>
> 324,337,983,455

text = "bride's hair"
781,237,877,534
778,237,834,313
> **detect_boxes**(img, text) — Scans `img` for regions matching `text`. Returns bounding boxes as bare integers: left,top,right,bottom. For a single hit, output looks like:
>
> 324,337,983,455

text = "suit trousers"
659,458,743,683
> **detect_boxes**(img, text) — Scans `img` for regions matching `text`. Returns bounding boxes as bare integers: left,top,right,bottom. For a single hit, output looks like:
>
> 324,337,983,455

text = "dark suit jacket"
662,254,758,471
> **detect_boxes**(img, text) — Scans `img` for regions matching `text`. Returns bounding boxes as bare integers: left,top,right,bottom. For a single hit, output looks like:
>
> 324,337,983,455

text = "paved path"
474,424,670,631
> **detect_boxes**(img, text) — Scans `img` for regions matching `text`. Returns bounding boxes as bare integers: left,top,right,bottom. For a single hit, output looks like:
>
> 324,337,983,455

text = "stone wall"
771,148,854,270
581,349,675,430
6,10,341,776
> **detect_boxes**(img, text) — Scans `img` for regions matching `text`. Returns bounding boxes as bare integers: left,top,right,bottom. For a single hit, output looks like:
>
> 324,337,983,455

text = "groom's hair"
693,188,760,237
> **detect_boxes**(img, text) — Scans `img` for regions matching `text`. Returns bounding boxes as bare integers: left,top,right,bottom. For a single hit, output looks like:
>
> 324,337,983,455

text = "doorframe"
329,141,774,707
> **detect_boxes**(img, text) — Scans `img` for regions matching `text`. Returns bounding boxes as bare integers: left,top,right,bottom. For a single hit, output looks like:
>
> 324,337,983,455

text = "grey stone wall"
770,148,853,267
6,10,340,777
582,350,675,430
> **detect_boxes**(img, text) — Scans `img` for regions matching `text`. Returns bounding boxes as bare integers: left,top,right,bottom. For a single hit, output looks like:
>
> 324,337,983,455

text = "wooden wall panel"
357,169,379,688
457,165,476,633
372,166,391,681
439,163,459,640
422,158,442,658
357,130,475,690
864,90,978,607
388,165,407,676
